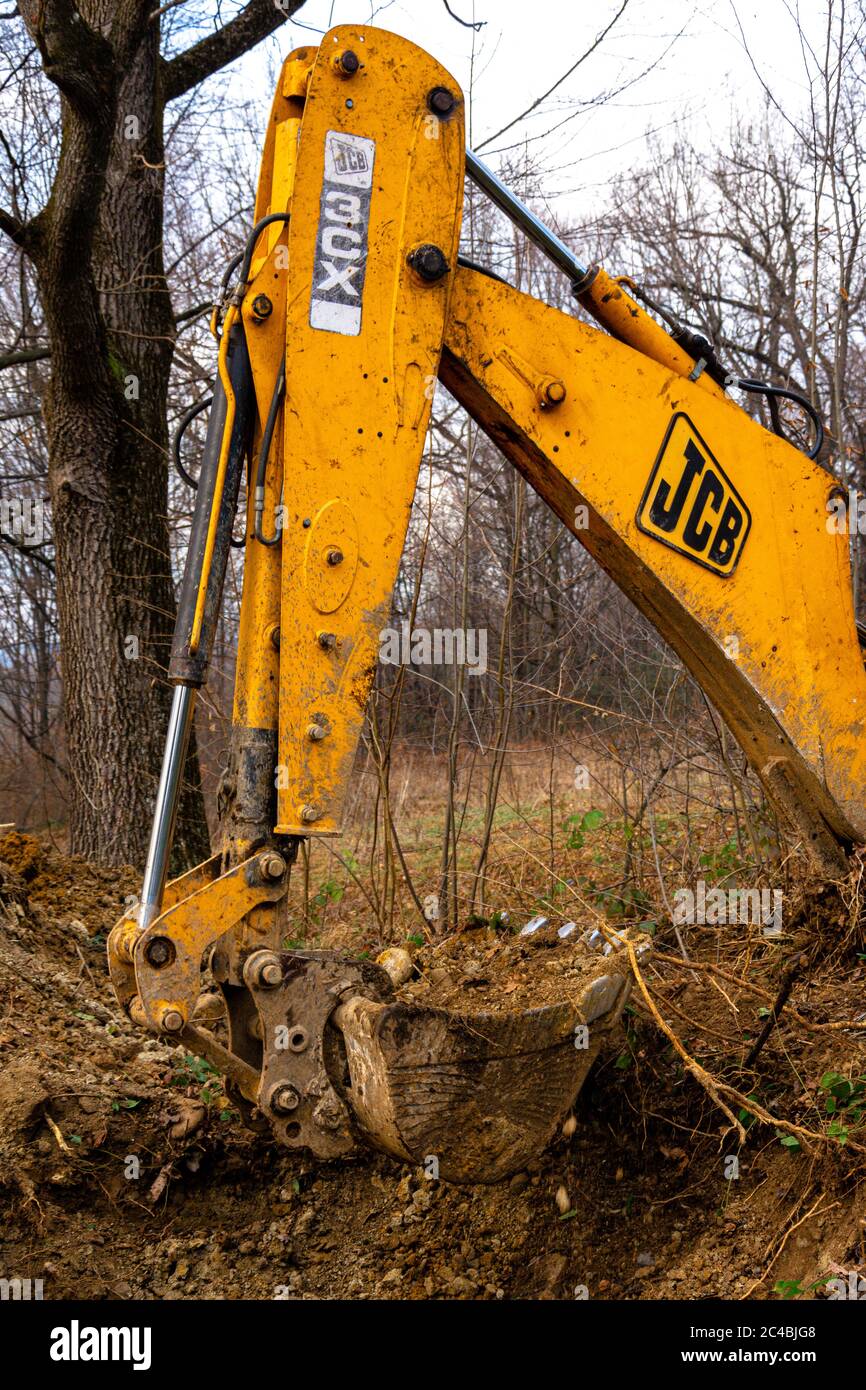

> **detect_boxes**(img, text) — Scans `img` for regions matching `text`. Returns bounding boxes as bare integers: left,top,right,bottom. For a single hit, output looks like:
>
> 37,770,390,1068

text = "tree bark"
7,0,300,867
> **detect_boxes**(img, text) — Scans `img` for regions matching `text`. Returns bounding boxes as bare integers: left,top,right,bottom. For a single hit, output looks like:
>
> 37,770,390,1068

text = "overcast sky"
260,0,822,217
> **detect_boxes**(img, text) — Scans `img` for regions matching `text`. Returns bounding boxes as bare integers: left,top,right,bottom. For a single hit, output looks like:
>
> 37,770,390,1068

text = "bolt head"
251,294,273,321
300,804,321,824
338,49,359,75
326,547,344,566
244,949,283,989
409,244,450,283
268,1082,300,1115
160,1009,185,1033
260,851,287,881
144,935,174,968
544,379,567,406
427,86,456,117
318,631,336,650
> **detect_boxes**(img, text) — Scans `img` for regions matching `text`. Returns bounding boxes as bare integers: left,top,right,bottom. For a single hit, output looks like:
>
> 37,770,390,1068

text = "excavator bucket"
334,966,631,1183
216,938,636,1182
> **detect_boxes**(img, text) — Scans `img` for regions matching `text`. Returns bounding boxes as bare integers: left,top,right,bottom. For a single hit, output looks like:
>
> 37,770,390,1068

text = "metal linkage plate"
250,950,392,1158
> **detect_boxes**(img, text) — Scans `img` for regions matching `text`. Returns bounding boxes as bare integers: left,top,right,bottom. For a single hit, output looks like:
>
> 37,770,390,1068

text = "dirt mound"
0,829,138,933
1,837,864,1301
398,920,645,1012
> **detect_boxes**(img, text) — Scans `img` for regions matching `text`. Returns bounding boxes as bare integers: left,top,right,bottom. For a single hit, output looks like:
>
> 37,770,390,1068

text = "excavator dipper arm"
108,24,862,1182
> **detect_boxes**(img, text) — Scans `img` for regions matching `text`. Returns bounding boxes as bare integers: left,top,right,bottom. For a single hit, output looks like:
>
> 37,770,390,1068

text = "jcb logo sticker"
310,131,376,337
637,414,750,577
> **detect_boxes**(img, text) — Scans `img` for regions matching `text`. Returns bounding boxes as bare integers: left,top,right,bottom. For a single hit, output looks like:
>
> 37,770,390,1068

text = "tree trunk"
25,3,206,868
10,0,295,867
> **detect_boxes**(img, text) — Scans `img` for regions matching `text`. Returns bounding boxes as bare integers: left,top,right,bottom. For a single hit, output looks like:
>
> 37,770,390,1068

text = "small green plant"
819,1070,866,1144
562,808,605,850
309,874,344,921
171,1052,218,1090
698,838,745,884
776,1130,801,1151
773,1276,831,1300
737,1093,759,1131
614,1015,639,1070
111,1097,141,1113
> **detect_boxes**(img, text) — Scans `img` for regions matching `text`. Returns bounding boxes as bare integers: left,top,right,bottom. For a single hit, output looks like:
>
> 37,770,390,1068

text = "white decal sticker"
310,131,375,336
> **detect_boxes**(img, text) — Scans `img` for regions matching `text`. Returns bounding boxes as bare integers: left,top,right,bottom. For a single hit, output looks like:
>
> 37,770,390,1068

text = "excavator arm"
108,25,863,1182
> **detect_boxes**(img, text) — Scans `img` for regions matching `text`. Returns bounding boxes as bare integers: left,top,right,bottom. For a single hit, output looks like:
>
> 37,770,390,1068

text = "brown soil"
396,921,641,1013
1,831,865,1302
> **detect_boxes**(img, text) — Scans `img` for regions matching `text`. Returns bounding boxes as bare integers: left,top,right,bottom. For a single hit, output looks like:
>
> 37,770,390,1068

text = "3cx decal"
309,130,376,337
636,413,751,577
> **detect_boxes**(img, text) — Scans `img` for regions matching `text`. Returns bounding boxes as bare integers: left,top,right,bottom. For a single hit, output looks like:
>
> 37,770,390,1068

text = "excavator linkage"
109,24,861,1182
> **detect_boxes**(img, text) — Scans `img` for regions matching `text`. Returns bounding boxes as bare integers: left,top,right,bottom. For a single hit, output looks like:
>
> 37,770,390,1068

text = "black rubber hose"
237,213,290,290
737,377,824,461
172,396,213,490
456,253,509,285
254,359,286,546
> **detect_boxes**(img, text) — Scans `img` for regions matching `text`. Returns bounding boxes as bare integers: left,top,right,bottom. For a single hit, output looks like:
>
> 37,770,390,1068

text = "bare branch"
0,300,209,371
476,0,630,151
162,0,300,104
442,1,485,30
0,345,50,369
0,530,54,572
0,206,27,246
149,0,190,19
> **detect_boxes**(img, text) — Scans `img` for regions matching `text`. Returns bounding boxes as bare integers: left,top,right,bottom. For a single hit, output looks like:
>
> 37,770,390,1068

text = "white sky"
258,0,823,220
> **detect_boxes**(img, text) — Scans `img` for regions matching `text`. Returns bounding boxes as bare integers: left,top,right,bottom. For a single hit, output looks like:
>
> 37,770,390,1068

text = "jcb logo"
331,139,369,176
637,414,750,577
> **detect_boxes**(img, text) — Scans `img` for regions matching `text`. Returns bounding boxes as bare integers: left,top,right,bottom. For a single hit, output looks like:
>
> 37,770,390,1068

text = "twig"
745,952,807,1067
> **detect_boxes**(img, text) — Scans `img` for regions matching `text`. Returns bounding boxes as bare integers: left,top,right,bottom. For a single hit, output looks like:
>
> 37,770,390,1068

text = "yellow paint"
441,265,866,846
134,854,287,1030
576,266,727,399
269,26,465,836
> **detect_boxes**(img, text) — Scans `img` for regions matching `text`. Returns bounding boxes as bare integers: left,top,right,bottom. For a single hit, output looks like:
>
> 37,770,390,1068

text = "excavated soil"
1,831,865,1302
396,922,639,1012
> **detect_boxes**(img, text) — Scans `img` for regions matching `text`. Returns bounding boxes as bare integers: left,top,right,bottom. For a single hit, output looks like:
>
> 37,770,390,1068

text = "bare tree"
0,0,302,865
